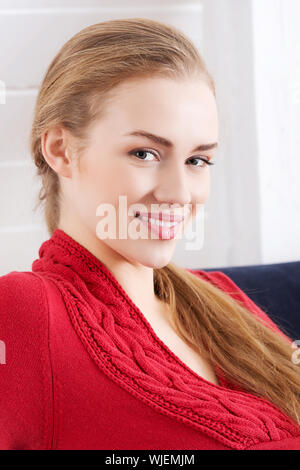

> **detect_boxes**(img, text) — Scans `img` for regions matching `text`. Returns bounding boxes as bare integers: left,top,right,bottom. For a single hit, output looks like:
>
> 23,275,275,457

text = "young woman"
1,18,299,450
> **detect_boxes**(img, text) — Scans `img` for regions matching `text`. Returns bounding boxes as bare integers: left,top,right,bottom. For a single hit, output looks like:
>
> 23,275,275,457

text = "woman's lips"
134,212,184,240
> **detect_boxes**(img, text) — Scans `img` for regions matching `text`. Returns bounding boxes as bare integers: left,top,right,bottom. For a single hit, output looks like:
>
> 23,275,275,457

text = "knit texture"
28,229,300,450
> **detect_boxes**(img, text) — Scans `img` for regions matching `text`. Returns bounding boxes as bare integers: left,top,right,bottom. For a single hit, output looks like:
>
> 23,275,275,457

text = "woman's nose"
153,164,191,207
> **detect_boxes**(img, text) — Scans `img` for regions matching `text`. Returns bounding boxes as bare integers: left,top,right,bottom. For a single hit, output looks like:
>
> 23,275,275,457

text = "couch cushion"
203,261,300,341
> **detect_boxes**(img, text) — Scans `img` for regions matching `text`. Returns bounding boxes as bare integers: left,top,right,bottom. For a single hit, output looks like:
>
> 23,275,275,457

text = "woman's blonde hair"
30,18,300,427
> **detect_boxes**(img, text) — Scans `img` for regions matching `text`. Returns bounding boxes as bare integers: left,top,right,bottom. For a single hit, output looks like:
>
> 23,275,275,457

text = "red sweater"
0,228,300,450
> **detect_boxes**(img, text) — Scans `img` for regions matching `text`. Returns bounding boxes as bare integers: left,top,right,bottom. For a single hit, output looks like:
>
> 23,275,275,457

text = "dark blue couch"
203,261,300,341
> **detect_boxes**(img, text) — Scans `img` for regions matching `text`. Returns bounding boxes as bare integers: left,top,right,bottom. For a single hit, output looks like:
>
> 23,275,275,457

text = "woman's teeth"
136,214,178,227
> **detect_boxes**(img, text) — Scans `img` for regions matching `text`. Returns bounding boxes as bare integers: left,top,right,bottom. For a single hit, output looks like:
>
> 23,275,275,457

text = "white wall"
0,0,299,275
252,0,300,264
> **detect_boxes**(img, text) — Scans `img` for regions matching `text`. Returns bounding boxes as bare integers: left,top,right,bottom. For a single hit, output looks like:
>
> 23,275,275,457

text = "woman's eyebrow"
123,130,218,152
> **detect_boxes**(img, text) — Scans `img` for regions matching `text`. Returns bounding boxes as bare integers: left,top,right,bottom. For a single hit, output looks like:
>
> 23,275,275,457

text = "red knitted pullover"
0,228,300,450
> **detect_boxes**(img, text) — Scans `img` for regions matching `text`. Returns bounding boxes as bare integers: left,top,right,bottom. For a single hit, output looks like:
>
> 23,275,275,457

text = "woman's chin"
126,251,174,270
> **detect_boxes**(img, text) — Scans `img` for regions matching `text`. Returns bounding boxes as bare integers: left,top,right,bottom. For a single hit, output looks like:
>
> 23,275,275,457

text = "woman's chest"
144,309,220,386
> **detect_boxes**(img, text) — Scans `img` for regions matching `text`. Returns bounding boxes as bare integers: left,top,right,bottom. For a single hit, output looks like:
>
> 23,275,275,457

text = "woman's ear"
41,125,73,178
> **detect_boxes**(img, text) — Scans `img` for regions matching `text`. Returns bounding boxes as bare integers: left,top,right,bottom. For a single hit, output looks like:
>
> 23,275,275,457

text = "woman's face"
60,76,219,268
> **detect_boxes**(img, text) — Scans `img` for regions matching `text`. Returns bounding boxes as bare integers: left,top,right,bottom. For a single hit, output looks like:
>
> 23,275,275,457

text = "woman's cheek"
194,173,210,202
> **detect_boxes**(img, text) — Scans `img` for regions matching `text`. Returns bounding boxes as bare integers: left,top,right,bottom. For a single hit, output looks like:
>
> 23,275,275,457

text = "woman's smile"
134,211,183,240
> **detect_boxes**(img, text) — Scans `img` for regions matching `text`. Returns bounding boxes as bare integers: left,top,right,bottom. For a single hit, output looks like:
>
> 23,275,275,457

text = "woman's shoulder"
0,271,47,322
0,269,51,364
0,270,47,306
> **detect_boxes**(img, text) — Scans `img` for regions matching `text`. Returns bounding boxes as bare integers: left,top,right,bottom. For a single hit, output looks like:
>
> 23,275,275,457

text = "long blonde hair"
30,18,300,427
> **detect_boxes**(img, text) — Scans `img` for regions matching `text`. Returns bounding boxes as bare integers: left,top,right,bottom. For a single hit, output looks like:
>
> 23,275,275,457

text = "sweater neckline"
32,227,300,449
42,228,228,389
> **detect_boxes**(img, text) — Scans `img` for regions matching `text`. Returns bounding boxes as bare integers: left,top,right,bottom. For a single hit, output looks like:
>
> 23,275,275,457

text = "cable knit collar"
32,228,300,450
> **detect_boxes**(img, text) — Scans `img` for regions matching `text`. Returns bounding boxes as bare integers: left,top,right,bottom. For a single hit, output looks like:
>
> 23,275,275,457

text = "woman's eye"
187,157,214,168
130,149,158,161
